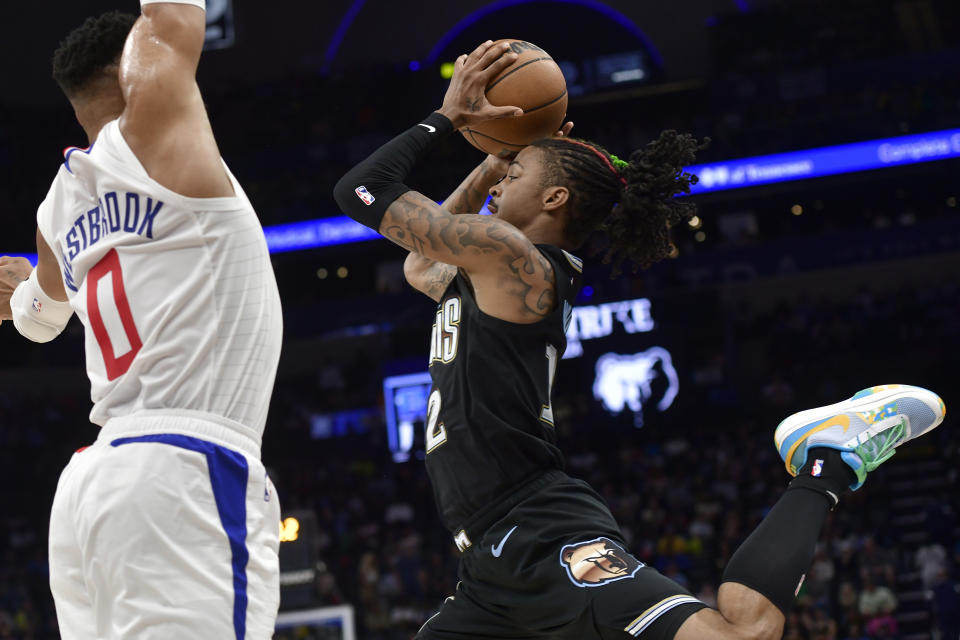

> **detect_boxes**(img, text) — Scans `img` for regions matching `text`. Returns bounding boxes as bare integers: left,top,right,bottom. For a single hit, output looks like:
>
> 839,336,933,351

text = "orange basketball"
462,39,568,158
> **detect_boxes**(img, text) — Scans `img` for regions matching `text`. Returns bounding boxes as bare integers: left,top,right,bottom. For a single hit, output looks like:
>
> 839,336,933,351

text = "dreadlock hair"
530,131,708,276
52,11,137,98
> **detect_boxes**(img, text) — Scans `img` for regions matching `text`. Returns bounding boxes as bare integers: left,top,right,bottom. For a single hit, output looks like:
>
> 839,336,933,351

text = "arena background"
1,1,959,638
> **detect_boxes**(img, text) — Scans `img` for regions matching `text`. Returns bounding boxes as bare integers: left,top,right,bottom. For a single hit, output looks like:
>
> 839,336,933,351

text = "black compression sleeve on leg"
720,449,854,615
721,449,855,615
720,486,831,615
332,112,455,231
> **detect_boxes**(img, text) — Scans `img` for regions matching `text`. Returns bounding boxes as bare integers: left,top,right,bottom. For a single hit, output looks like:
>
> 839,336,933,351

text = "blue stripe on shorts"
111,434,250,640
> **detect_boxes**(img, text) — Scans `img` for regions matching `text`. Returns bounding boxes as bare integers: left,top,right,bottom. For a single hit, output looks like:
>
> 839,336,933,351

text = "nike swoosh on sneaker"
418,124,437,133
491,525,518,558
783,414,851,473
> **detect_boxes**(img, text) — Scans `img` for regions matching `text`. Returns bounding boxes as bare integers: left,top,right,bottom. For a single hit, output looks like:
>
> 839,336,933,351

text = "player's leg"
49,448,99,640
243,458,283,638
77,433,279,639
674,384,945,640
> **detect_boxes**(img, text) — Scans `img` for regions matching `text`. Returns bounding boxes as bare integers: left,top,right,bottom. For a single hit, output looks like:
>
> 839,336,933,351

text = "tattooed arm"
334,40,553,320
402,255,457,303
443,156,508,215
403,156,509,302
383,192,555,324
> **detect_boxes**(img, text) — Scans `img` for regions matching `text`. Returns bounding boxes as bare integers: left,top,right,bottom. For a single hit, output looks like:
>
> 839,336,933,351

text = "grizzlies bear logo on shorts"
559,537,644,587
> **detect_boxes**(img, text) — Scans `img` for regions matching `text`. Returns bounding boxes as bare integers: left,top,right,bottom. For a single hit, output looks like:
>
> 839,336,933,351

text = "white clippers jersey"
36,120,283,438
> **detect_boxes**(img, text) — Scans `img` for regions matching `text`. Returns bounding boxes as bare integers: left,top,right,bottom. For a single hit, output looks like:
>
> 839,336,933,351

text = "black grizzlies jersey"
424,244,583,537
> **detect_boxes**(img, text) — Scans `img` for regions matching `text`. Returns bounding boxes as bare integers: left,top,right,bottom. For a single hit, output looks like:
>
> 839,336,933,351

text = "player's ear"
542,185,568,211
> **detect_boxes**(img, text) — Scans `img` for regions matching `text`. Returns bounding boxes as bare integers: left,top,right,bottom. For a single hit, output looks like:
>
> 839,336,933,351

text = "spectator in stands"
927,567,960,640
858,574,898,624
858,536,897,587
836,580,860,625
803,605,838,640
863,613,897,639
841,620,870,640
915,541,948,590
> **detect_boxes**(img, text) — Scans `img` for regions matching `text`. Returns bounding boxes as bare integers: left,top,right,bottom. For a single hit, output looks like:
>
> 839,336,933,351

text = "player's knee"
680,607,783,640
733,619,784,640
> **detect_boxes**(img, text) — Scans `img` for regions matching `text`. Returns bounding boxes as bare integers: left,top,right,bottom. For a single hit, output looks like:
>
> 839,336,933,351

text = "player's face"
487,146,550,231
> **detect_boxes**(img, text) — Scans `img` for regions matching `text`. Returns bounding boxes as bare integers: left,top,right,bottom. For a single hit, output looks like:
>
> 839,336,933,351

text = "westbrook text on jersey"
61,191,164,291
64,191,164,261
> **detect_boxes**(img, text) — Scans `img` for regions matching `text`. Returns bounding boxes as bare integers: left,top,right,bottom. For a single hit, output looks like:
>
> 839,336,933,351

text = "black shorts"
417,473,707,640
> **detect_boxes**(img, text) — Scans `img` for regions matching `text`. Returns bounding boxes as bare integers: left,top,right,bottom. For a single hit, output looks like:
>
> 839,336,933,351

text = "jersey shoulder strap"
536,244,583,309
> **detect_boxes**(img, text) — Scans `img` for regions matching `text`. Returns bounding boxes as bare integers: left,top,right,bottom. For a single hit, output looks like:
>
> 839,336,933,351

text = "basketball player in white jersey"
0,2,282,638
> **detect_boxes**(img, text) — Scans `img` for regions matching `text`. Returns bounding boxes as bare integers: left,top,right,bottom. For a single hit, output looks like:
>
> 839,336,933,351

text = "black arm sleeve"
332,112,455,231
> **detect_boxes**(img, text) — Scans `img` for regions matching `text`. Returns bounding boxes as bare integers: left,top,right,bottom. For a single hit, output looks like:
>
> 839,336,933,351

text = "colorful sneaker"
775,384,945,490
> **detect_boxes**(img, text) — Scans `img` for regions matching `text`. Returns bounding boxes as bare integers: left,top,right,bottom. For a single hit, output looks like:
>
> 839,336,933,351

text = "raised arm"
403,156,509,301
383,191,556,323
119,0,234,198
333,41,559,323
404,117,573,302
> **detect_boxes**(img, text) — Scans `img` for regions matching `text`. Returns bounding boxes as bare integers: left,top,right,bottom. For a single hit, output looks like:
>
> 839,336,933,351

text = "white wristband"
141,0,206,10
10,270,73,343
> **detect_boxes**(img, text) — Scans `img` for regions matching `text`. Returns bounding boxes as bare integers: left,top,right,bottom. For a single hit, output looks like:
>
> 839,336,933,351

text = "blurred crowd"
3,265,958,639
2,2,960,638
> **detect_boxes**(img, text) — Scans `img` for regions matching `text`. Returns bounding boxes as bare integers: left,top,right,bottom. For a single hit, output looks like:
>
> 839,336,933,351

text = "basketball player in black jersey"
334,40,946,640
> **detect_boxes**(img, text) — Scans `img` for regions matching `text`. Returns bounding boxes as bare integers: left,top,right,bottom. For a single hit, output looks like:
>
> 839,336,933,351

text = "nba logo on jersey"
32,298,42,313
354,185,376,205
811,459,824,477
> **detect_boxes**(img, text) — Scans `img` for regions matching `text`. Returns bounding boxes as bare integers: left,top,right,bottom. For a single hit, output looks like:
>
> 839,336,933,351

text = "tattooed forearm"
382,191,558,320
444,159,505,215
383,224,424,253
447,183,486,214
385,194,511,257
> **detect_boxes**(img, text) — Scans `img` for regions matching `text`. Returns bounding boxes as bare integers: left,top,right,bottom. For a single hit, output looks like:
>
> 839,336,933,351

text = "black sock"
789,448,858,505
720,449,854,615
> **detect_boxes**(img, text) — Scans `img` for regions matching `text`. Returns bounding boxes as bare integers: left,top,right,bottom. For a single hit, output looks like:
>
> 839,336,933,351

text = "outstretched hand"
0,256,33,324
438,41,524,130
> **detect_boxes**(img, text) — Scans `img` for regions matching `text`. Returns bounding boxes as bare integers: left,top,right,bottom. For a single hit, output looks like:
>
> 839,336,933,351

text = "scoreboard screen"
382,372,433,462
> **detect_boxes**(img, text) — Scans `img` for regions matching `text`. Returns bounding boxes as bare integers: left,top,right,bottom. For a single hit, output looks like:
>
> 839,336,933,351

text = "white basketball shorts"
49,413,281,639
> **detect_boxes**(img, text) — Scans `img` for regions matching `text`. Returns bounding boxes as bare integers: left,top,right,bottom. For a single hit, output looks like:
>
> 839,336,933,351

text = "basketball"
462,39,568,158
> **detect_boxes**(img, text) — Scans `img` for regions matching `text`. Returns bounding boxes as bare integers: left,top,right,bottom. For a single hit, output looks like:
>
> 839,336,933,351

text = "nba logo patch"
811,459,824,477
355,185,376,206
32,298,42,313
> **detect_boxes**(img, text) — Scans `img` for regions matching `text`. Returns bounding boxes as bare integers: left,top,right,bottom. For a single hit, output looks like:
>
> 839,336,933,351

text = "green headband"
609,155,629,170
